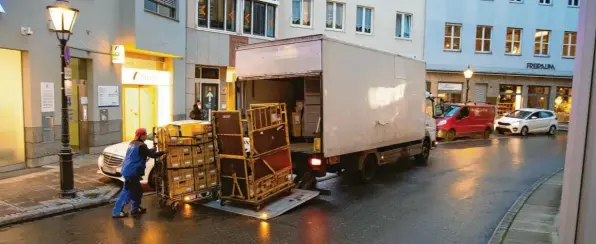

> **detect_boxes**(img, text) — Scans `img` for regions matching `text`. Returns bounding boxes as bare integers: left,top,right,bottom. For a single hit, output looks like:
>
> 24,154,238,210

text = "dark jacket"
190,105,203,120
120,140,163,177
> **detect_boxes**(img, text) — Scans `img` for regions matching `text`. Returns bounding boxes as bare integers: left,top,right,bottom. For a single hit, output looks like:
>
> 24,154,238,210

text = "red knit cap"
134,128,147,141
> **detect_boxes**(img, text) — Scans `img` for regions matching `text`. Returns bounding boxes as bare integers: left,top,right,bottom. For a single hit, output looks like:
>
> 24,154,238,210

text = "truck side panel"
322,40,426,157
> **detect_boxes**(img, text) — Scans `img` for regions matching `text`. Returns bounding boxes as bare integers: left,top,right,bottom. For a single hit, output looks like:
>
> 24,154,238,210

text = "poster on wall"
41,82,55,112
98,86,120,107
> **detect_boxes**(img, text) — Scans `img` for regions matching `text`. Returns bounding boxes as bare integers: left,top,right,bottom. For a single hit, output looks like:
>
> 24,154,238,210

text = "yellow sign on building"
112,45,125,64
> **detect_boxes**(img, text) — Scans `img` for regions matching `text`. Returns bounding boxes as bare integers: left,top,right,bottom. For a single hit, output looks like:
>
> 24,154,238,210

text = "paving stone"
504,229,552,244
510,219,555,234
525,184,562,208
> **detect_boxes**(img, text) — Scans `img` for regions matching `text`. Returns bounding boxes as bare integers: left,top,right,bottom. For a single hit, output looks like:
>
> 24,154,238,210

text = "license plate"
102,166,116,174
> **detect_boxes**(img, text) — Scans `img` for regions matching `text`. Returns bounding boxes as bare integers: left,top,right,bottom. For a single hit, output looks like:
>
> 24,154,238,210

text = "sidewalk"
0,154,120,227
489,170,563,244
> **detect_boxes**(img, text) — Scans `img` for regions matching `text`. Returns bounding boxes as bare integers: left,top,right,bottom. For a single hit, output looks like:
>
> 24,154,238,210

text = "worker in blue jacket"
112,128,165,218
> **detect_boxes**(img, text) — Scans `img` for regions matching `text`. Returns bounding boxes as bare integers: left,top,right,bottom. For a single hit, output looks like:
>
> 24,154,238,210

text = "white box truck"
235,35,435,189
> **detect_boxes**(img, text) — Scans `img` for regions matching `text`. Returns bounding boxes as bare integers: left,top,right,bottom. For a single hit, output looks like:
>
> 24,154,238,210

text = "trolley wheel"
210,188,219,201
171,201,180,210
255,205,262,212
158,198,167,207
219,200,225,207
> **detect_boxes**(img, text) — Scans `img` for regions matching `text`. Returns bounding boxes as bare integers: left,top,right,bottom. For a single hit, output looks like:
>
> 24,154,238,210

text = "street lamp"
463,65,474,104
47,0,79,198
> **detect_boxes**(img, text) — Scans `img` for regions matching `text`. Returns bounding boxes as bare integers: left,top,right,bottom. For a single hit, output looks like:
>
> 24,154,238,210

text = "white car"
495,109,558,136
97,139,157,187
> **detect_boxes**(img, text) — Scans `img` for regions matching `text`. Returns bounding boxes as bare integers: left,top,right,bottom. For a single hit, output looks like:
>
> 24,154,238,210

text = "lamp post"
463,65,474,104
47,0,79,198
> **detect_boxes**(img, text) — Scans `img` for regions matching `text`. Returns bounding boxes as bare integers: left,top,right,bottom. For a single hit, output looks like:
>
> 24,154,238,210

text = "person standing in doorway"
190,100,204,120
112,128,165,218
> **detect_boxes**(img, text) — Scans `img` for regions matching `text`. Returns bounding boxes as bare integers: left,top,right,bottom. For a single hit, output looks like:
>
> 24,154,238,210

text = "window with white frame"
510,0,523,2
243,0,276,37
506,28,522,55
444,23,461,51
562,31,577,57
197,0,237,31
325,1,344,30
395,12,412,39
356,6,373,34
145,0,177,19
534,29,551,56
292,0,311,26
475,25,492,52
568,0,579,7
539,0,552,5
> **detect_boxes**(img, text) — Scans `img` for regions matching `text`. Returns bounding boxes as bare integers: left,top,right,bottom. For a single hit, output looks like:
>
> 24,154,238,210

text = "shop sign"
64,67,72,79
112,45,125,64
98,86,120,107
438,83,463,91
526,63,555,70
41,82,55,112
65,80,73,96
122,68,170,86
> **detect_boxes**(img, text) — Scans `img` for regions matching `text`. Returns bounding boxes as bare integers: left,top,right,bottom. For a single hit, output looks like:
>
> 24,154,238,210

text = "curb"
487,168,564,244
0,187,120,228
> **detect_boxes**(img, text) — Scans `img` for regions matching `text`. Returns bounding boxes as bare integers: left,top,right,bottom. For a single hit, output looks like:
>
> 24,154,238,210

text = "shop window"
444,23,461,51
534,30,551,56
438,82,463,103
326,1,344,30
475,25,492,53
527,86,550,109
563,31,577,58
505,28,522,55
243,0,276,37
197,0,237,32
196,66,220,79
292,0,311,26
356,6,373,34
395,12,412,39
145,0,177,19
498,85,522,115
555,87,572,122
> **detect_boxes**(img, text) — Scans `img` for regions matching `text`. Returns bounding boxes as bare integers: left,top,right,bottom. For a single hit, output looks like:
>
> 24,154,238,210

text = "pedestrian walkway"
0,154,120,227
490,170,563,244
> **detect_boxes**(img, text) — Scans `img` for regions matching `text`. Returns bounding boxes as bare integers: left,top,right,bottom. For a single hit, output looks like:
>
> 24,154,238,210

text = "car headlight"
437,120,447,126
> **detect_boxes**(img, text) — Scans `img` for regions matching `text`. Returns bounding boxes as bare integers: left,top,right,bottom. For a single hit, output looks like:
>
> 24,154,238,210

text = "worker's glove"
155,152,166,158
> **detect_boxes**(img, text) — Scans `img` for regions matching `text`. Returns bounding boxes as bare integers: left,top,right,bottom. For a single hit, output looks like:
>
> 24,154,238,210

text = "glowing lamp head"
463,65,474,79
47,0,79,41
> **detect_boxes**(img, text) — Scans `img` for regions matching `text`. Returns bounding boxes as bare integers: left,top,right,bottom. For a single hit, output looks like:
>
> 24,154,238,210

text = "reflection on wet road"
0,135,566,244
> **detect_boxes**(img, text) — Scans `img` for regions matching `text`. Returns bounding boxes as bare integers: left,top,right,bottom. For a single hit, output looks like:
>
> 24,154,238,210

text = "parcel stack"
212,103,294,211
154,121,218,207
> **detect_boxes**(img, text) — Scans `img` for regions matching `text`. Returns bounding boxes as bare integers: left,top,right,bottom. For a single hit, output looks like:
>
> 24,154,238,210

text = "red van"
436,103,496,141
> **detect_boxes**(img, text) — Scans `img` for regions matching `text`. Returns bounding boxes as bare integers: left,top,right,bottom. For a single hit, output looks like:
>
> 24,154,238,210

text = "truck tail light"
310,158,322,166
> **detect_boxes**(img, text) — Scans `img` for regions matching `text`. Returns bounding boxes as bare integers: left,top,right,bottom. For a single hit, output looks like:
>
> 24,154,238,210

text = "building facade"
0,0,186,172
278,0,426,59
184,0,275,117
425,0,579,121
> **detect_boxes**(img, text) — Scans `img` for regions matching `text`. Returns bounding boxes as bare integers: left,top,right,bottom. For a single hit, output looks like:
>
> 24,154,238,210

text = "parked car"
97,135,156,187
495,109,558,136
436,103,496,141
97,120,205,188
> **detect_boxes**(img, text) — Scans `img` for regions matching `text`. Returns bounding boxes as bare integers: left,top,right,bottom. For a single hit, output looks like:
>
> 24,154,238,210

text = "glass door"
0,49,25,167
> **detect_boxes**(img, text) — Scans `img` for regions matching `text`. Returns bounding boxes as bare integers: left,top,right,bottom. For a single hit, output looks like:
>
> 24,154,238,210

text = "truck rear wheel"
359,153,378,183
415,139,431,165
295,171,316,190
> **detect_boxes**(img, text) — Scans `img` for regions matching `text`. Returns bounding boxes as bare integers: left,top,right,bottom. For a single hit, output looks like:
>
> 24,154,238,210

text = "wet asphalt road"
0,134,566,244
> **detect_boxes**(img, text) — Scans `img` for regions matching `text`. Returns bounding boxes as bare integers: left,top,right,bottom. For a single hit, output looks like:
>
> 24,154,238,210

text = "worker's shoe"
112,211,129,218
131,207,147,216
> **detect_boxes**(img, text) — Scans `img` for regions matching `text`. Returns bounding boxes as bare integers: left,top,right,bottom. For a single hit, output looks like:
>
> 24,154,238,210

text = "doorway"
0,49,25,168
123,85,156,141
198,83,219,121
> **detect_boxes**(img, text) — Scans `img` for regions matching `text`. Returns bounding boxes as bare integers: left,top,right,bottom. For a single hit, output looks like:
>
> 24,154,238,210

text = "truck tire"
358,153,378,183
415,139,431,165
483,128,492,139
295,171,316,190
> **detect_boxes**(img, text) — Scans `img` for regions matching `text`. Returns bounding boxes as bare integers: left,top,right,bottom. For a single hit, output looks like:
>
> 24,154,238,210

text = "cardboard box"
296,101,304,112
167,146,194,168
291,112,302,137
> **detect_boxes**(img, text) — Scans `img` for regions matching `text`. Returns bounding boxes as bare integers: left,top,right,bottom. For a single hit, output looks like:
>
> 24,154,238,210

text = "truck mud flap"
203,189,319,220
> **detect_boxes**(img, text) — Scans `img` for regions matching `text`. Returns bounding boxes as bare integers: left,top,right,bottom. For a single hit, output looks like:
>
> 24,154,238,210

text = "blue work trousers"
112,176,142,216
